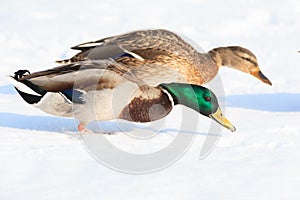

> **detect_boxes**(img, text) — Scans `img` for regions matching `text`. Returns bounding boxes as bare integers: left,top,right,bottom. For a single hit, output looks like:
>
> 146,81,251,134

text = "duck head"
159,83,236,132
209,46,272,85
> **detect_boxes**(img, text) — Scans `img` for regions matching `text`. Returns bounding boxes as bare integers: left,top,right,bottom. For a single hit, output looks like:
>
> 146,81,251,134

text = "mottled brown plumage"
57,29,272,85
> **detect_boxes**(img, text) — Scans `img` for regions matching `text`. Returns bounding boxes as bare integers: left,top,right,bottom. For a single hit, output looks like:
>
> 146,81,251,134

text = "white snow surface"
1,0,300,199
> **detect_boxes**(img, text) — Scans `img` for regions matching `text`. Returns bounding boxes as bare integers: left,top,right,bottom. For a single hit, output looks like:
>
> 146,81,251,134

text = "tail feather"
15,87,43,104
7,75,47,104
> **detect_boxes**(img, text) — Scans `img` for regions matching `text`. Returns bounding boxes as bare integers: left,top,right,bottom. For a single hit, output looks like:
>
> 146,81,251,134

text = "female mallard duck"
8,60,236,133
57,29,272,86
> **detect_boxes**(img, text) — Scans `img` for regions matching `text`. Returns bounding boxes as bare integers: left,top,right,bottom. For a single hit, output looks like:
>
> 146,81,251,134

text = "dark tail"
8,70,47,104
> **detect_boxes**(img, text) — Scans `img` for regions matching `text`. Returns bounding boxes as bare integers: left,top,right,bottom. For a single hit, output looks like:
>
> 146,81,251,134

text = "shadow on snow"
1,84,299,133
0,112,212,135
226,93,300,112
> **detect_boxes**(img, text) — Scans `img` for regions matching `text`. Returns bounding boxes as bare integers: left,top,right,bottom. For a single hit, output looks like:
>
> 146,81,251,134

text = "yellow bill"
209,107,236,132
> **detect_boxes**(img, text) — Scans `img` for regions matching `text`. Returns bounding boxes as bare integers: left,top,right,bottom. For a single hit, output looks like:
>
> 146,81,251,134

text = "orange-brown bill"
250,69,272,85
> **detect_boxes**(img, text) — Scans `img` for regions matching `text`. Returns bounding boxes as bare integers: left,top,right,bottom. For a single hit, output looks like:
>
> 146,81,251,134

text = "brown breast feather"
119,90,173,122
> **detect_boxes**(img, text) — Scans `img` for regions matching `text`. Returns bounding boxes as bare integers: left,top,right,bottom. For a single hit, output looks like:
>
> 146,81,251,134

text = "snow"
1,0,300,199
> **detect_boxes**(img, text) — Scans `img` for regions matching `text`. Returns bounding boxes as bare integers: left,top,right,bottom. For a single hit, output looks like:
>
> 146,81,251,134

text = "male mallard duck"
57,29,272,85
8,60,236,132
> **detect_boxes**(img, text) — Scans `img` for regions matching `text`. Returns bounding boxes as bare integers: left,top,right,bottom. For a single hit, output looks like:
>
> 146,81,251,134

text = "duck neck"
207,47,225,68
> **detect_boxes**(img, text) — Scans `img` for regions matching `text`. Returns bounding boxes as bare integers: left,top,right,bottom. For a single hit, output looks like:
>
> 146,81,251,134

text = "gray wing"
19,60,144,92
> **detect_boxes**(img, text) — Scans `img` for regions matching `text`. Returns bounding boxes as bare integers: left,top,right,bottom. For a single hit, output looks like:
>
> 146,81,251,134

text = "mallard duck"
8,60,236,133
57,29,272,85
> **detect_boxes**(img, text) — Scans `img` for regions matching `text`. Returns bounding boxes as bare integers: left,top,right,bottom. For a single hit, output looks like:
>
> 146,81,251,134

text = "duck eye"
244,57,251,62
242,57,256,65
204,96,211,102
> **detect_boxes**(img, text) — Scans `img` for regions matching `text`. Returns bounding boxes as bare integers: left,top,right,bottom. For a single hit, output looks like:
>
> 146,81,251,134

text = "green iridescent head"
159,83,236,132
160,83,218,116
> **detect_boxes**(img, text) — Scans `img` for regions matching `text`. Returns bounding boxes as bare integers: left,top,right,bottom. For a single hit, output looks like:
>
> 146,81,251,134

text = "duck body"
9,60,236,132
10,60,171,122
57,29,272,85
59,29,213,85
